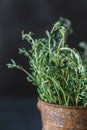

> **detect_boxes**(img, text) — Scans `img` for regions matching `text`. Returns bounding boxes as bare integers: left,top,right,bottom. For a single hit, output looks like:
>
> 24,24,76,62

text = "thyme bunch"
7,18,87,106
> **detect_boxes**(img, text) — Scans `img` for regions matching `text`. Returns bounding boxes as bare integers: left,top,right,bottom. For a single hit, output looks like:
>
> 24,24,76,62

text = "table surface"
0,96,42,130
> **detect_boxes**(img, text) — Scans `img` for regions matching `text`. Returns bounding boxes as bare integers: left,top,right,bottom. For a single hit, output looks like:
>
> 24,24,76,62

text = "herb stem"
16,65,34,80
60,47,80,64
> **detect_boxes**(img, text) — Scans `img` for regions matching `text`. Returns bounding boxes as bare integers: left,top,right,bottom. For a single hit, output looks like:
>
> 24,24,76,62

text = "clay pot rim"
38,98,87,109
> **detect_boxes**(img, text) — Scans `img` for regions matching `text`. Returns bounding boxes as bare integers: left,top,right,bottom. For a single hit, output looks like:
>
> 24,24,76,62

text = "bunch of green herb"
7,18,87,107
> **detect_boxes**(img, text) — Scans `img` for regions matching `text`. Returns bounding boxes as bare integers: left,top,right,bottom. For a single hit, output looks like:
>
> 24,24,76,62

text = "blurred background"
0,0,87,129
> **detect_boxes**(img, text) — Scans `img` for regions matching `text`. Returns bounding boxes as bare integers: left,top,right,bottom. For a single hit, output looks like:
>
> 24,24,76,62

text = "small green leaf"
7,63,15,68
7,59,16,68
19,48,29,57
46,30,50,37
11,59,16,65
27,76,32,82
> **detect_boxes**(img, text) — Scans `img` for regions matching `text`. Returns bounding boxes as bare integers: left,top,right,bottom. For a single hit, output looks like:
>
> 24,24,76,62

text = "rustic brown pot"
37,99,87,130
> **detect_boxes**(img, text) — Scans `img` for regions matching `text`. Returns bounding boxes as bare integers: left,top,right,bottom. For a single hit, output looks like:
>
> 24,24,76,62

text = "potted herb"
7,18,87,130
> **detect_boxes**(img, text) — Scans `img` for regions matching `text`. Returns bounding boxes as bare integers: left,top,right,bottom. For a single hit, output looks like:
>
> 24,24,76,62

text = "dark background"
0,0,87,129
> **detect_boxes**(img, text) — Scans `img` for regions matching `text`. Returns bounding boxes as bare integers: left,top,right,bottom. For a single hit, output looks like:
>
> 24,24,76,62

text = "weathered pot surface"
37,99,87,130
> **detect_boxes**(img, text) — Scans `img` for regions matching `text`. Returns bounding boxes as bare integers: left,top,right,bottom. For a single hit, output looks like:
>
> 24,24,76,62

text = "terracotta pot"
37,99,87,130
